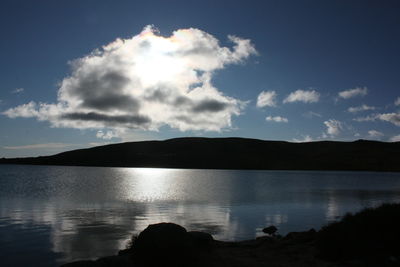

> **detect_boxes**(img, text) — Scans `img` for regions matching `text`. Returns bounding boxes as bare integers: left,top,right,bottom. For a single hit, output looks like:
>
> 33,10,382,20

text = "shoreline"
62,224,334,267
62,203,400,267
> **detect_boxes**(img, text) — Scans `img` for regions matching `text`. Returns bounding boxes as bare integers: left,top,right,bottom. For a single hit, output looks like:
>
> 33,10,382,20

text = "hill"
1,137,399,171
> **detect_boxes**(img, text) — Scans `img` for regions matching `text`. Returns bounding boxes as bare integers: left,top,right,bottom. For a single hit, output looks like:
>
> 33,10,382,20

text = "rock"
131,222,213,267
187,231,214,248
262,225,278,235
133,222,189,251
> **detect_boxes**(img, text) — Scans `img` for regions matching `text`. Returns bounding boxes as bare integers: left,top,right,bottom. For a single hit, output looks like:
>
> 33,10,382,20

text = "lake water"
1,164,400,266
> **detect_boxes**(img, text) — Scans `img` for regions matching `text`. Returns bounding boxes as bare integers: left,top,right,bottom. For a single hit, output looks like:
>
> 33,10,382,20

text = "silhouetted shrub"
317,203,400,261
125,234,138,250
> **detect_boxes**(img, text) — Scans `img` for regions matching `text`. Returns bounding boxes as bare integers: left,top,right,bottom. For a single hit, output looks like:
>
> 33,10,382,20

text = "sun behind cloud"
3,25,257,133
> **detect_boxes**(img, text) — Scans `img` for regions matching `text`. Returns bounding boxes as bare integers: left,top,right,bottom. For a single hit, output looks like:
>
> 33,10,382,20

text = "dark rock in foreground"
62,221,331,267
62,203,400,267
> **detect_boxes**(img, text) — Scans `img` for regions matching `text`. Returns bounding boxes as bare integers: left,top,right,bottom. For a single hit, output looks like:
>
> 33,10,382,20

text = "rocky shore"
62,203,400,267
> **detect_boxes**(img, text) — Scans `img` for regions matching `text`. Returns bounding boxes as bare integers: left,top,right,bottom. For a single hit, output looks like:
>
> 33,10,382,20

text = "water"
0,164,400,266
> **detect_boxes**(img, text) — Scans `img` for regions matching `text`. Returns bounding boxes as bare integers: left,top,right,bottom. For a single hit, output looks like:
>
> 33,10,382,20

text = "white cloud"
338,87,367,99
353,112,400,127
302,111,322,118
353,115,376,122
265,116,288,123
256,90,277,108
324,119,342,137
2,25,257,132
96,130,118,140
389,135,400,142
368,130,384,139
3,143,74,150
283,89,320,104
347,104,375,113
395,97,400,106
3,101,42,118
376,113,400,126
292,135,315,142
11,88,24,94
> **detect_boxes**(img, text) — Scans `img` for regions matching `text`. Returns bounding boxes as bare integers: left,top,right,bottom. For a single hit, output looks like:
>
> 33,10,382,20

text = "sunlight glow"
122,168,177,202
134,31,186,87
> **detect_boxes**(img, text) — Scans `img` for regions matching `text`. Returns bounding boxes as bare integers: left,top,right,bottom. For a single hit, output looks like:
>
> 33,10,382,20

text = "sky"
1,0,400,157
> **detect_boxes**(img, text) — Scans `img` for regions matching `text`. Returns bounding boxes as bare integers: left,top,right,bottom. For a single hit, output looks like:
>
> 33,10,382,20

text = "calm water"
1,165,400,266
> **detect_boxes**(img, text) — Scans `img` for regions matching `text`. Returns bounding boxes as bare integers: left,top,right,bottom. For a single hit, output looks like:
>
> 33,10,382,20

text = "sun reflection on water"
120,168,179,202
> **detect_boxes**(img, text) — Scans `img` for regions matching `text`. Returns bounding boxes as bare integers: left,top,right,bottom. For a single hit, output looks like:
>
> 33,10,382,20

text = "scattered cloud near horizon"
11,88,24,94
395,97,400,106
256,90,277,108
3,143,74,150
96,130,118,140
338,87,367,99
2,25,256,133
324,119,342,137
354,112,400,127
283,89,320,104
390,135,400,142
347,104,375,113
292,135,315,143
368,130,384,139
265,116,288,123
302,111,322,118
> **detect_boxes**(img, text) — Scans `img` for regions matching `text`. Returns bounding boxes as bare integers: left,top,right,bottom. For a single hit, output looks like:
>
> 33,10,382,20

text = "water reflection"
0,165,400,266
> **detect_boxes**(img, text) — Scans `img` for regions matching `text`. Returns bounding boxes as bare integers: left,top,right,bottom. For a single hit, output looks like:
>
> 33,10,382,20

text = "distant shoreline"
1,163,400,174
1,137,400,172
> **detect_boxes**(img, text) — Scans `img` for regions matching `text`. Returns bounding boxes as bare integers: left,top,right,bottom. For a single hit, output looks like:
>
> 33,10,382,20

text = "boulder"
131,223,215,267
133,222,189,251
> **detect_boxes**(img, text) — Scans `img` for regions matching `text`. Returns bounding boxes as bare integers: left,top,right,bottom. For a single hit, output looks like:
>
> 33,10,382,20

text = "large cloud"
3,26,256,132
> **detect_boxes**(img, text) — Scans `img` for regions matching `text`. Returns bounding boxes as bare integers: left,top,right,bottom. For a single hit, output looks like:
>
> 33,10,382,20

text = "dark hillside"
1,138,399,171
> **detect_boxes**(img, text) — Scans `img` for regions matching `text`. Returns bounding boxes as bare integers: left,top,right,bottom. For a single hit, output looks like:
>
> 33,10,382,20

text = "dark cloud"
174,96,192,106
67,71,139,111
170,46,217,57
192,99,229,113
144,88,192,107
62,112,150,125
82,93,139,111
143,87,170,102
174,115,195,124
70,71,130,96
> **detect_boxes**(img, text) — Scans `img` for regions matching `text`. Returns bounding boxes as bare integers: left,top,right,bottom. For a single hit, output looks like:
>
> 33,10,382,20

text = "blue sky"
1,0,399,157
